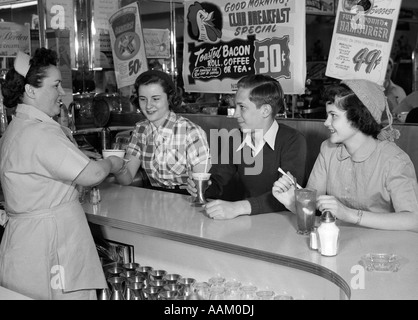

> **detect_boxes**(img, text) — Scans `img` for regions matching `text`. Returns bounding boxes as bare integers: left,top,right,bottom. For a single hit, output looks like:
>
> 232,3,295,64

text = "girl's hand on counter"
204,200,250,220
316,195,353,223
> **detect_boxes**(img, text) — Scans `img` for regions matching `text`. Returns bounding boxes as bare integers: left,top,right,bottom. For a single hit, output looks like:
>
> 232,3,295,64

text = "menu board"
109,1,148,89
325,0,402,85
182,0,307,94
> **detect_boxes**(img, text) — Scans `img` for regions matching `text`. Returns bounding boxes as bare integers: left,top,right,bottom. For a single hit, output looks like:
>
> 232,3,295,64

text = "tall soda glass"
294,188,317,235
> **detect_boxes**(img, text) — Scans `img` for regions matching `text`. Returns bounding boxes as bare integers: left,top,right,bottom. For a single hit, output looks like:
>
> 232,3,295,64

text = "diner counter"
84,182,418,300
0,286,32,300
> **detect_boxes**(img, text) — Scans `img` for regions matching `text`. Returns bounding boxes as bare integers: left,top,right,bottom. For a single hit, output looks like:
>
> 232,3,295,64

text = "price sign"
183,0,306,94
254,37,290,79
326,0,402,85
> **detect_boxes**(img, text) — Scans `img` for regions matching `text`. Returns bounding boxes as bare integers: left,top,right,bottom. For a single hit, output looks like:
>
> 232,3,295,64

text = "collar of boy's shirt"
236,121,279,156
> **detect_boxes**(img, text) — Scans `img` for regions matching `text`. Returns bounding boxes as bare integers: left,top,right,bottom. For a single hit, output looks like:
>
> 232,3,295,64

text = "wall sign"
109,1,148,89
0,22,30,57
325,0,402,85
182,0,307,94
143,28,171,59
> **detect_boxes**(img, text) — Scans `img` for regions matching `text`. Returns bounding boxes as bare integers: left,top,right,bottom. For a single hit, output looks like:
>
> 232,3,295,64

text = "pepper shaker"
309,226,319,250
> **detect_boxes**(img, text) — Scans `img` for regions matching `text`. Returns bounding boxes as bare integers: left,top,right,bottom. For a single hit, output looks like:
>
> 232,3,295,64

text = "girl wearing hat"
114,70,211,192
273,79,418,232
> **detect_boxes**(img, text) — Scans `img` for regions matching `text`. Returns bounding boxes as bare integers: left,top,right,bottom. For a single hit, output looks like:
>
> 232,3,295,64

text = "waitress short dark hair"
1,48,58,109
131,70,182,110
323,83,382,138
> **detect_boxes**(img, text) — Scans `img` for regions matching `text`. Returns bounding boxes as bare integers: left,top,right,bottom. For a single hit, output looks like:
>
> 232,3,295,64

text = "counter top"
0,286,32,300
84,182,418,300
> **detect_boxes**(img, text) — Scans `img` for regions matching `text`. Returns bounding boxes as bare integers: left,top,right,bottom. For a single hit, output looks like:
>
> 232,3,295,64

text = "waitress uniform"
0,104,106,299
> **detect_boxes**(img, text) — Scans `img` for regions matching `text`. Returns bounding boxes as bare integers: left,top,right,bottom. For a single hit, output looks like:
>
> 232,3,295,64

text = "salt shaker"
317,211,339,256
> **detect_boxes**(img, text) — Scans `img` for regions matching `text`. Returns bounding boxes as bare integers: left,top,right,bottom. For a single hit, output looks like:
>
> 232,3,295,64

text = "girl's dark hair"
131,71,182,110
236,74,284,116
1,48,58,108
323,84,382,138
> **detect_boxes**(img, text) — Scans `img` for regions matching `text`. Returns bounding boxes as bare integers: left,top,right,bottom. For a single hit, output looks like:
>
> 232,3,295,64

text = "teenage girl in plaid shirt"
115,70,211,193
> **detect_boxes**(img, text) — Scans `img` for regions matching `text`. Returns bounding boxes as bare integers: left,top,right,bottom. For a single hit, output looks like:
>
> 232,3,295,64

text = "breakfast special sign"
325,0,402,85
182,0,306,94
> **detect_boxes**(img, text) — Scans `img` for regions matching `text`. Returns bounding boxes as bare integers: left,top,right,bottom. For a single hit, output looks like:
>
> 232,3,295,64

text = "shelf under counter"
83,182,418,300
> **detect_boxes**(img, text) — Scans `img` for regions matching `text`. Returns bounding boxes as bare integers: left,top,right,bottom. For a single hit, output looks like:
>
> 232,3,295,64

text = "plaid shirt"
126,111,210,188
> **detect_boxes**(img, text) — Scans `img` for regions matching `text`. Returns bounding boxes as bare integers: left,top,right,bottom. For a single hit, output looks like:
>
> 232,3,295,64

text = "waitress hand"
82,149,102,159
107,156,125,174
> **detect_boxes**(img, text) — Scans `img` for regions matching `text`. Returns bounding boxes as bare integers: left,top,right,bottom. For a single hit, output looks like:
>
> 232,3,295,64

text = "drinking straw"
277,167,302,189
204,148,210,173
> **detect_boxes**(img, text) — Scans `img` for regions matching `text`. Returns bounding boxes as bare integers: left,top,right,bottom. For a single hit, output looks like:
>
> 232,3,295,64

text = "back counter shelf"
83,182,418,300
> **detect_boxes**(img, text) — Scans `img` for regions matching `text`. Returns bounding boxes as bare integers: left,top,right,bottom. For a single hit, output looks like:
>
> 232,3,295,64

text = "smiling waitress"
0,49,125,300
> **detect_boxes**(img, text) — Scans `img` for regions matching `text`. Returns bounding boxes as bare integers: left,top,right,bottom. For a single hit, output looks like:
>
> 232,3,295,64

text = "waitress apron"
0,200,106,300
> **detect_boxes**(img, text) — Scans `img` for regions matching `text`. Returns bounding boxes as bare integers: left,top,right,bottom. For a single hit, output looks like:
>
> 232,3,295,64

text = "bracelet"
355,209,364,225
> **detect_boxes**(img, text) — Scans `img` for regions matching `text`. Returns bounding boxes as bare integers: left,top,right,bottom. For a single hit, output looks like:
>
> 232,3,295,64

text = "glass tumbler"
193,282,210,300
240,285,258,300
208,276,226,287
256,290,275,300
274,294,294,300
295,188,317,235
224,280,242,300
209,286,226,300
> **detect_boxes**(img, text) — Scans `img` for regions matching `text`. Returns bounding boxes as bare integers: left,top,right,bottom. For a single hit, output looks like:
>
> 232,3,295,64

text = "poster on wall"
0,22,30,57
109,1,148,89
93,0,120,69
143,29,171,59
325,0,402,85
182,0,307,94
